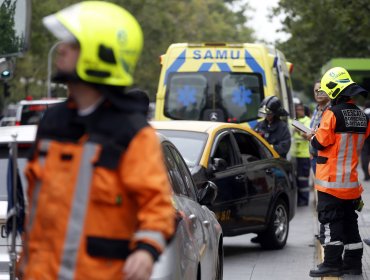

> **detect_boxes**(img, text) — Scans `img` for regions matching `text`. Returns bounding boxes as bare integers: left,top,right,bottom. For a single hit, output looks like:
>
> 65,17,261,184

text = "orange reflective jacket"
312,101,370,199
19,101,175,280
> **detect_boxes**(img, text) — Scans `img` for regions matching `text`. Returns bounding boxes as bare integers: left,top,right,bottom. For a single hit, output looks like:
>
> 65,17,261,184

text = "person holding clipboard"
305,67,369,278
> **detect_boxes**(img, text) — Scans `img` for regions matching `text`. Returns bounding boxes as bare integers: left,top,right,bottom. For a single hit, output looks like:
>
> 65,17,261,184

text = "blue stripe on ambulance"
217,63,231,72
164,50,186,85
198,63,213,72
244,50,266,86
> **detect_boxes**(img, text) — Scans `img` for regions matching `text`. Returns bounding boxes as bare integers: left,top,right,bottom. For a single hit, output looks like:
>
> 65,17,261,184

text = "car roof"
19,98,66,105
151,120,280,158
0,125,37,144
151,120,253,133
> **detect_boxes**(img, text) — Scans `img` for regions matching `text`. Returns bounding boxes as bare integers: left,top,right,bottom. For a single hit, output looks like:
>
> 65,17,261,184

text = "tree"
273,0,370,95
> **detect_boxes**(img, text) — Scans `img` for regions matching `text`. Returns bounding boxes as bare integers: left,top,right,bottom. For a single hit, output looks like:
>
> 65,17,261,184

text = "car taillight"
15,121,20,126
18,143,32,148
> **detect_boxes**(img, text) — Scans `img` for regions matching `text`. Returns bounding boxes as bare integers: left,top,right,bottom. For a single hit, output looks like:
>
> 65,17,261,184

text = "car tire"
259,199,289,250
215,244,223,280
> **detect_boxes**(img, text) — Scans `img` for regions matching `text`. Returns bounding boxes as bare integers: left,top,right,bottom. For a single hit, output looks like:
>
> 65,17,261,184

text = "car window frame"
163,144,190,197
231,129,274,161
209,129,241,168
167,144,198,201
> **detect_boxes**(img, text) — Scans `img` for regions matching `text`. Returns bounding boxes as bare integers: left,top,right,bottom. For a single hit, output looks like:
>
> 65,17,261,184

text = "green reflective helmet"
320,67,354,99
43,1,143,86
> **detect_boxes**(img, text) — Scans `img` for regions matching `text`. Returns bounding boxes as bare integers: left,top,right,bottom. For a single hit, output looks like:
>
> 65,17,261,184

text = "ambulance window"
164,73,207,120
220,73,263,123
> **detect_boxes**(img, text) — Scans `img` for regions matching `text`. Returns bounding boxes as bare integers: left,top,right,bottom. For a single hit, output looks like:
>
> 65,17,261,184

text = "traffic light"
3,82,10,97
0,58,14,80
1,69,11,79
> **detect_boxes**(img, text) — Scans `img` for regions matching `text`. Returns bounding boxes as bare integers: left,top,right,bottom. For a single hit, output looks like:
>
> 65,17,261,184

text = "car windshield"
164,72,264,123
158,130,207,168
0,147,29,201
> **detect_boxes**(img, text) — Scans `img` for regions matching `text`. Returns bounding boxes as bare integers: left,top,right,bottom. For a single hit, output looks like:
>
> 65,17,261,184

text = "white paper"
291,119,312,134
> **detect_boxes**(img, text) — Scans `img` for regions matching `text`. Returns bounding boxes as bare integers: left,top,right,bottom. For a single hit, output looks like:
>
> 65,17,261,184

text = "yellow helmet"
43,1,143,86
320,67,354,99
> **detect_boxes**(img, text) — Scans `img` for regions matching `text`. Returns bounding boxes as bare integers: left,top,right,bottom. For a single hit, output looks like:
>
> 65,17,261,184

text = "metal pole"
47,41,62,98
9,134,18,280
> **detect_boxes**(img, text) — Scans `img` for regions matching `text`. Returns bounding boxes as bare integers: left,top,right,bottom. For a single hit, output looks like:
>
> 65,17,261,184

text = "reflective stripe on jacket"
21,101,175,280
312,101,370,199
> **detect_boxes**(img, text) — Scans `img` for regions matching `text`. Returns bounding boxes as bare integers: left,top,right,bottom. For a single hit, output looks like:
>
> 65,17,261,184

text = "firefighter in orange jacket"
18,2,175,280
307,67,370,278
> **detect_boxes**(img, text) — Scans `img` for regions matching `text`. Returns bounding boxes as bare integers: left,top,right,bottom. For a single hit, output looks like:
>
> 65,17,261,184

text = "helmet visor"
258,105,274,118
43,15,77,43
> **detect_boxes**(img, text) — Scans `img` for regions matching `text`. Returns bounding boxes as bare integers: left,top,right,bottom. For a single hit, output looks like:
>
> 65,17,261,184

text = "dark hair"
313,79,321,87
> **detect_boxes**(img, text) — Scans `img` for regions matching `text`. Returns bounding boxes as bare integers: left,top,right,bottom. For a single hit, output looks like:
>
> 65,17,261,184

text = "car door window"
163,145,189,197
233,131,273,162
212,133,238,168
168,146,198,201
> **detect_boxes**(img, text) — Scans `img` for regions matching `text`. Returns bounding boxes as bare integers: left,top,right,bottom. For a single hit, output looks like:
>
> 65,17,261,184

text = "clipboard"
291,119,312,134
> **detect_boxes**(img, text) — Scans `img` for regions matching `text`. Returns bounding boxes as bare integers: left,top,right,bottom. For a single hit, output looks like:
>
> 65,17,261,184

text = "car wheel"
215,245,223,280
259,199,289,250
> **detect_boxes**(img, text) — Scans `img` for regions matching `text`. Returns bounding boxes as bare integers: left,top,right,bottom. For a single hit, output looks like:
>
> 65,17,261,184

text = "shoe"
342,266,362,275
363,238,370,246
250,236,261,244
309,263,343,277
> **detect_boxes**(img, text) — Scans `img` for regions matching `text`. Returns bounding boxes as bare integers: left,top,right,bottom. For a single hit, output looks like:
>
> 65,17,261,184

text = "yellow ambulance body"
154,43,295,127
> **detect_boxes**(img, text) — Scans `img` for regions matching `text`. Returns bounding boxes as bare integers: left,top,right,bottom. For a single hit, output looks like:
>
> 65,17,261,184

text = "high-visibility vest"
291,115,311,158
312,101,370,199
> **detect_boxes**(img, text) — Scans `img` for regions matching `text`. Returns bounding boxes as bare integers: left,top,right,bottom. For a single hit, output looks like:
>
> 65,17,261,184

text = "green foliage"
0,0,23,56
273,0,370,95
12,0,254,102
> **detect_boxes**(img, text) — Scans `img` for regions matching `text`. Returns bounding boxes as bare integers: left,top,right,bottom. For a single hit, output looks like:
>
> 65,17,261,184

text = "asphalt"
315,166,370,280
223,165,370,280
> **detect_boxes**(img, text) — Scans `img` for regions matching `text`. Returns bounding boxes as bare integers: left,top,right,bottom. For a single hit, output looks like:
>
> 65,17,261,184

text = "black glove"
353,197,364,212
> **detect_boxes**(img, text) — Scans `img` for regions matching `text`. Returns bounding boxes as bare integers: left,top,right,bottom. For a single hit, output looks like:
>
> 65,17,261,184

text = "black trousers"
317,191,363,268
295,157,310,205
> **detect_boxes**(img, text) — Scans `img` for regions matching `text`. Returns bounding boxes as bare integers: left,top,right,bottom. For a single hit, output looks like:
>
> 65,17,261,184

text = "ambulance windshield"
164,72,264,123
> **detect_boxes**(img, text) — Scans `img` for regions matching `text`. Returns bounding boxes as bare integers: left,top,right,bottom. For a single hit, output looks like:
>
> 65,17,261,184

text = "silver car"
152,134,223,280
0,126,223,280
0,125,37,280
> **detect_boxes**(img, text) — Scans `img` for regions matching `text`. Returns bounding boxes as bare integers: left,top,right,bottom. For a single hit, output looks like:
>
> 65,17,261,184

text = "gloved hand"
354,197,364,212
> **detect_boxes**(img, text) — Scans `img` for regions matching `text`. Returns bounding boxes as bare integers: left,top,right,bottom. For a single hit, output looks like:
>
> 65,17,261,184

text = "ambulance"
154,43,295,127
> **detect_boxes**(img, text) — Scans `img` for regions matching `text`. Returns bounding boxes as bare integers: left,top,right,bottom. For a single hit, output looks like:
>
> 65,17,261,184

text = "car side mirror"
211,157,227,172
198,181,218,205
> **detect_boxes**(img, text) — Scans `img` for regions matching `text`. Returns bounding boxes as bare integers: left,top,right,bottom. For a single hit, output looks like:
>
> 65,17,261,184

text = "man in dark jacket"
254,96,291,158
251,96,291,244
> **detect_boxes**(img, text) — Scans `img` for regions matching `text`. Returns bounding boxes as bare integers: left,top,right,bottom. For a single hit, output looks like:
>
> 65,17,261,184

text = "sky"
243,0,290,44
